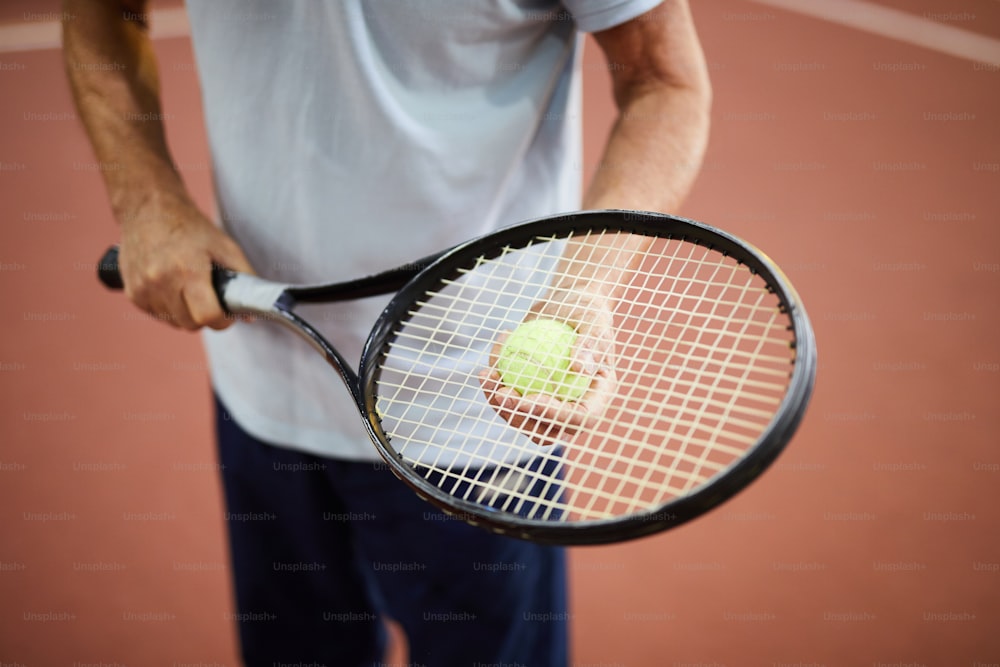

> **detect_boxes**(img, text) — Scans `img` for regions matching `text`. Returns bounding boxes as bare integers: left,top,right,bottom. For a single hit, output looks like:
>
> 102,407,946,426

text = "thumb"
211,235,256,276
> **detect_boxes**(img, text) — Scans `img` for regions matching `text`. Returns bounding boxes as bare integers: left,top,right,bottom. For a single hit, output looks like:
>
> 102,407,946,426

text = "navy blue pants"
214,396,569,667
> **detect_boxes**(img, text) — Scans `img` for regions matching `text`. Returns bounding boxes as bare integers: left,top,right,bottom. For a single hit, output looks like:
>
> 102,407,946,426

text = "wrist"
112,176,193,231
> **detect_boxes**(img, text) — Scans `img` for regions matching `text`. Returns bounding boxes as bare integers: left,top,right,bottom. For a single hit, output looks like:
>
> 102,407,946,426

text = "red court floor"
1,1,998,665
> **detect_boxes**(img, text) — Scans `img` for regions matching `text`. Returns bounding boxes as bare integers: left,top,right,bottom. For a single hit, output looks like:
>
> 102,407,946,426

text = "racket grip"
96,245,233,312
97,246,125,290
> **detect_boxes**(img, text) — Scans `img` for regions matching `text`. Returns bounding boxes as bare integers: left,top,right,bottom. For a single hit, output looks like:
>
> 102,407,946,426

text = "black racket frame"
358,210,816,545
99,209,816,545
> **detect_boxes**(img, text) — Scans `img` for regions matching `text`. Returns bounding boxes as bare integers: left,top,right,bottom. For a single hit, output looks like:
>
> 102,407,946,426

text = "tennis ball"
496,318,590,400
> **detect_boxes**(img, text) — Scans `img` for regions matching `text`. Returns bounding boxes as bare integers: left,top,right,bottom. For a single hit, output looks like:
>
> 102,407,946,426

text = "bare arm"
555,0,712,295
63,0,252,330
534,0,712,330
584,0,711,212
482,0,712,441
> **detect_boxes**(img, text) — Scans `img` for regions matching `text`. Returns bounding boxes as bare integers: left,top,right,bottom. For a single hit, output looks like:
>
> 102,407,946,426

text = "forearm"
560,0,712,298
555,83,710,297
62,0,187,224
582,83,711,213
63,0,252,329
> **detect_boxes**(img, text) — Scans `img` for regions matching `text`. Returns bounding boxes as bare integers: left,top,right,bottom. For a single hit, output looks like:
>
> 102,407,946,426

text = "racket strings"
380,233,585,513
482,229,637,518
567,242,755,517
375,229,796,523
597,246,734,515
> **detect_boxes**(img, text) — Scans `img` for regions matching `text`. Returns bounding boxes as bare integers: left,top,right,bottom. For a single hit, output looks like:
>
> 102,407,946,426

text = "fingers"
183,279,229,331
481,303,619,445
480,369,565,446
194,236,256,331
119,219,251,331
479,359,616,447
212,235,256,276
123,253,222,331
567,331,609,378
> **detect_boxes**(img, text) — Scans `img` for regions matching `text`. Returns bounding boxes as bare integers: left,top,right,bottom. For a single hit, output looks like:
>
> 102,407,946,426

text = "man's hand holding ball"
480,293,617,446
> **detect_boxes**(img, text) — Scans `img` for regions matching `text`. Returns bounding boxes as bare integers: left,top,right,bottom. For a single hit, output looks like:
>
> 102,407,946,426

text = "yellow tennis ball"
496,318,590,400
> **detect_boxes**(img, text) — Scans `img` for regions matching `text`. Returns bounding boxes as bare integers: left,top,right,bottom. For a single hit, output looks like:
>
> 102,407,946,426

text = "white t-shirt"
187,0,661,460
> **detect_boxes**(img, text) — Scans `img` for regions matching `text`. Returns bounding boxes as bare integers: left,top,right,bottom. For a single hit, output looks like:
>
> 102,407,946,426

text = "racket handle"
96,245,233,310
97,246,125,289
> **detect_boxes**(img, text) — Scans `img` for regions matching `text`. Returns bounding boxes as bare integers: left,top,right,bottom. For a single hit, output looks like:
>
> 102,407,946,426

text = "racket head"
358,210,816,545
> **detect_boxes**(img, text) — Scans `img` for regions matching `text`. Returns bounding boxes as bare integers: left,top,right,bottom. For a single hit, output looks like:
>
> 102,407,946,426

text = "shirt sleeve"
563,0,664,33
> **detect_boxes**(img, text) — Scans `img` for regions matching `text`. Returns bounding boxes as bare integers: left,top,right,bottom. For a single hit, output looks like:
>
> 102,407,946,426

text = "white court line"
1,1,999,67
747,0,1000,67
0,6,189,54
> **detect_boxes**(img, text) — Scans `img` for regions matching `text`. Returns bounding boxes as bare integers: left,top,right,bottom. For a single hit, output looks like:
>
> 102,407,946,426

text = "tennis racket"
98,209,816,545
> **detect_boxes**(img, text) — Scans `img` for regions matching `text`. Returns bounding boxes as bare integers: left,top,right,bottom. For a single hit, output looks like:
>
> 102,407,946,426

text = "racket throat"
273,306,366,405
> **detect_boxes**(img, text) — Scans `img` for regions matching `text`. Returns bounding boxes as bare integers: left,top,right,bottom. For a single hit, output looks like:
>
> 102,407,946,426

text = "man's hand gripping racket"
98,210,816,545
